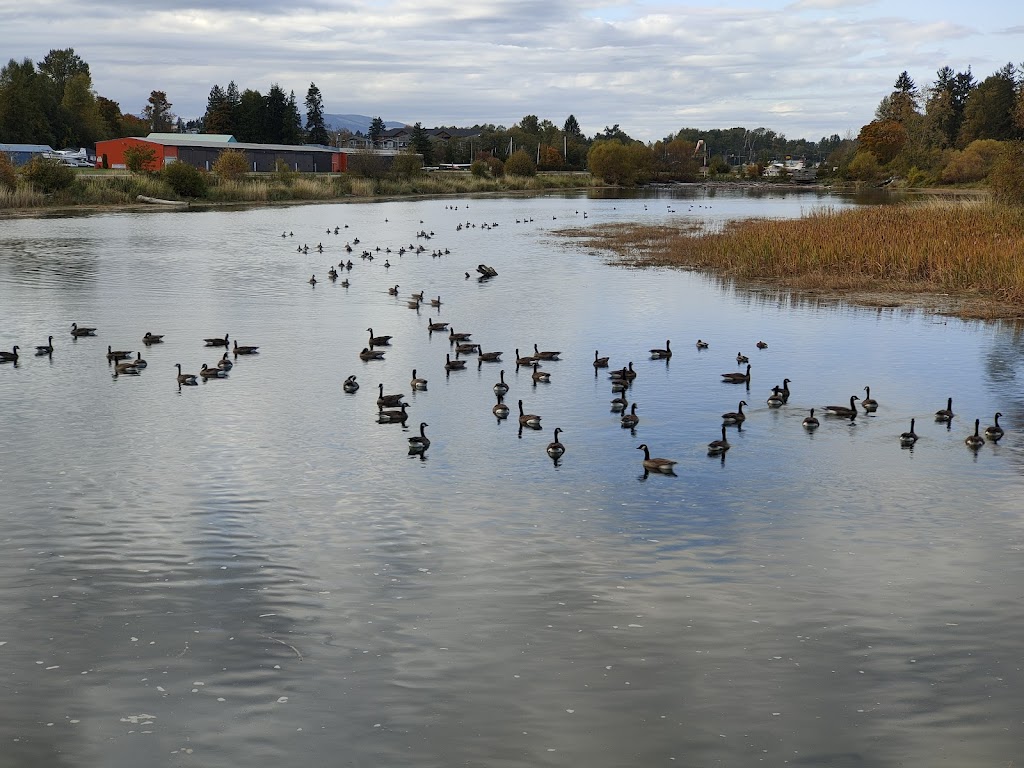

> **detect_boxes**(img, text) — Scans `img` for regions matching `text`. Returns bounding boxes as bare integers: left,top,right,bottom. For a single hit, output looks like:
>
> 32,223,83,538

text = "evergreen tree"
0,57,55,144
368,116,386,147
204,84,232,134
143,90,175,132
410,122,433,165
960,64,1019,143
235,88,264,142
304,82,330,145
37,48,90,103
563,114,582,138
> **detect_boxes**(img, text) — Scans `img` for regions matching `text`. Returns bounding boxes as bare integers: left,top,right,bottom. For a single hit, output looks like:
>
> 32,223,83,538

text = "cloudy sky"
1,0,1020,141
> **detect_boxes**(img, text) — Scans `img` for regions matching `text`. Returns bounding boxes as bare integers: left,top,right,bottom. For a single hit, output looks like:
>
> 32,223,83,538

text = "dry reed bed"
565,200,1024,317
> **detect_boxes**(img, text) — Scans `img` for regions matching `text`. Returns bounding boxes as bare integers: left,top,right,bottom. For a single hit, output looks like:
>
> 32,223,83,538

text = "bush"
847,151,882,182
485,157,504,177
124,145,158,173
390,152,422,178
504,149,536,177
212,149,249,181
20,156,76,193
161,162,208,198
989,141,1024,205
0,151,17,190
274,158,297,185
940,139,1004,184
470,160,488,178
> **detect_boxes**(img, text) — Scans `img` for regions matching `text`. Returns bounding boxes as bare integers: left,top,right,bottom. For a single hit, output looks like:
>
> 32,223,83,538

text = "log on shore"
136,195,189,207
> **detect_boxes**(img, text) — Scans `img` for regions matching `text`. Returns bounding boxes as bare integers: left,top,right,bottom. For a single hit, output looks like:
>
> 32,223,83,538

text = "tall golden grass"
566,199,1024,315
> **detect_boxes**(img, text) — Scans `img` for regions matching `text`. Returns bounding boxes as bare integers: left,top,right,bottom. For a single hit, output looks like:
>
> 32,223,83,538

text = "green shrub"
212,149,249,181
20,157,76,193
161,162,208,198
0,151,17,190
470,160,488,178
989,141,1024,205
504,149,536,177
486,157,504,177
390,153,422,178
124,145,158,173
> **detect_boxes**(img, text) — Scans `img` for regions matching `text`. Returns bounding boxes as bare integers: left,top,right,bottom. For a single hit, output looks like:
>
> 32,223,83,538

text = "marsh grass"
562,199,1024,318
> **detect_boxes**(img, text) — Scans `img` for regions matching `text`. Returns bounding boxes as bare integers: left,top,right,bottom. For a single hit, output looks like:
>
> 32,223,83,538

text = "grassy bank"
563,198,1024,319
0,170,599,211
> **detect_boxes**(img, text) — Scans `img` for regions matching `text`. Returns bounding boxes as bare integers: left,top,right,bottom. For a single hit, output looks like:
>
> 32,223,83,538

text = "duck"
388,284,400,295
610,361,637,380
637,444,677,473
377,403,409,423
621,402,640,428
935,397,954,422
533,343,561,361
707,425,731,455
650,340,672,359
200,363,226,379
367,328,392,346
593,350,610,368
410,369,428,391
722,400,747,424
142,332,164,344
899,418,918,446
518,399,542,428
736,352,749,364
215,352,231,370
824,395,860,418
515,349,537,367
861,386,878,412
0,345,20,362
531,364,551,383
427,320,449,332
204,333,229,347
802,408,820,430
493,394,510,419
493,370,510,396
360,347,385,360
408,422,430,453
546,428,566,458
175,363,198,385
965,419,985,449
445,353,466,371
378,383,406,406
721,364,751,383
35,336,54,355
133,352,148,369
342,375,360,393
477,350,502,363
756,340,768,349
766,387,785,408
106,345,133,361
233,340,259,355
449,328,472,343
71,323,97,337
984,412,1004,441
695,339,709,350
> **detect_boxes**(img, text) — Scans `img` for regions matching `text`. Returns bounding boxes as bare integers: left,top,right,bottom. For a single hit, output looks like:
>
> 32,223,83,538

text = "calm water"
2,187,1023,768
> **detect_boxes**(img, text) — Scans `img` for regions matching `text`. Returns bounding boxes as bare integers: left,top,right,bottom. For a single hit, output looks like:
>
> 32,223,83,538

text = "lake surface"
2,186,1023,768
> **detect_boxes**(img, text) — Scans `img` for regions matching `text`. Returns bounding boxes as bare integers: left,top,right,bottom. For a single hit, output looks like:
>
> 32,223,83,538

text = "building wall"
94,138,167,171
97,138,350,173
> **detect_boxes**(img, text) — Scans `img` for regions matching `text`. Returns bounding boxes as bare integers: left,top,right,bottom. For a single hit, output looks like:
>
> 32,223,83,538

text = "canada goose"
0,345,20,362
233,340,259,355
721,364,751,383
175,363,198,385
767,387,785,408
342,375,359,393
802,408,820,430
142,332,164,344
410,369,428,391
410,291,425,302
824,395,860,418
106,345,133,361
533,343,561,361
695,339,709,350
707,425,731,455
377,403,409,423
736,352,749,364
530,363,550,384
610,361,637,380
455,342,481,354
636,443,677,473
611,378,630,393
985,412,1004,441
493,370,510,396
367,328,392,346
899,418,917,446
650,340,672,359
478,350,502,363
215,352,231,370
408,422,430,453
430,296,442,307
515,349,536,367
610,393,628,412
445,353,466,371
407,298,421,309
449,329,472,342
328,267,338,280
756,340,768,349
360,347,385,360
621,402,639,428
71,323,97,336
546,428,566,458
35,336,54,355
593,350,610,368
935,397,954,422
200,363,226,379
965,419,985,449
383,260,391,268
133,352,148,369
518,399,542,428
340,279,350,287
205,334,229,347
778,378,791,402
493,394,510,419
427,320,449,332
388,284,400,295
861,386,878,411
378,383,406,406
114,359,140,375
308,274,317,285
722,400,747,424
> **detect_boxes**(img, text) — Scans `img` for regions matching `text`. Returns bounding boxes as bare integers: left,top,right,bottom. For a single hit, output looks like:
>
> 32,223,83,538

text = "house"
0,143,57,166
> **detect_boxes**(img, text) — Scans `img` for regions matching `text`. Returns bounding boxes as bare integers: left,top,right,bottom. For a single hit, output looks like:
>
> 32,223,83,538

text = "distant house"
0,143,57,167
764,158,817,182
378,126,481,151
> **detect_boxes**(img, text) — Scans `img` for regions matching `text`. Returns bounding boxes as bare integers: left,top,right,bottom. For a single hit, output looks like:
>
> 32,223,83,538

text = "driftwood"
476,264,498,278
137,195,189,207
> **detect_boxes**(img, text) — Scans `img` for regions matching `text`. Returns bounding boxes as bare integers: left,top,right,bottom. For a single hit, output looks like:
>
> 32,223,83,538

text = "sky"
1,0,1021,142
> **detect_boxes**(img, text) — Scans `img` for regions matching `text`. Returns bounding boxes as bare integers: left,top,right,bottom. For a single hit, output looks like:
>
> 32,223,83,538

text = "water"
2,187,1023,768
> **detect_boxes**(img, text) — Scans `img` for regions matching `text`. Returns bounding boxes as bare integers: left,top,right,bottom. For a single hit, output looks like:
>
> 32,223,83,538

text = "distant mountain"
323,114,407,135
